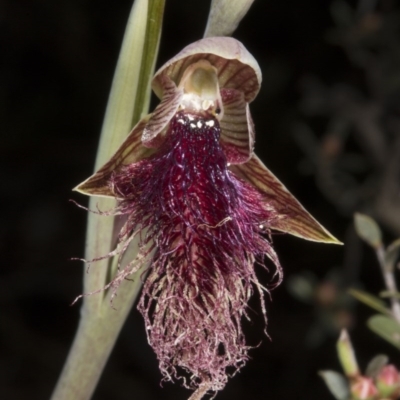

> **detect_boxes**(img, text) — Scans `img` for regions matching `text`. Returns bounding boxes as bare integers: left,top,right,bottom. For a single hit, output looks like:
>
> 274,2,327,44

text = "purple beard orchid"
75,37,340,393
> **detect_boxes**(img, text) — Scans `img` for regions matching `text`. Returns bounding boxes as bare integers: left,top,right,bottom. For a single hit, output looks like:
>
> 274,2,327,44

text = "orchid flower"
74,37,340,395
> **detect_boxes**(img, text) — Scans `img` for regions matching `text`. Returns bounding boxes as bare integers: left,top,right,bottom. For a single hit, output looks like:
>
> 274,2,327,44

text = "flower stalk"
354,213,400,324
204,0,255,37
376,245,400,324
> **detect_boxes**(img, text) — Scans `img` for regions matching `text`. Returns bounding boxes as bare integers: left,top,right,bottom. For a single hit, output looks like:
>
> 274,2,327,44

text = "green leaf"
95,0,150,170
319,370,350,400
354,213,382,250
132,0,166,126
51,2,166,400
385,238,400,272
348,288,392,316
368,315,400,350
337,329,360,378
365,354,388,378
86,0,165,293
83,0,166,302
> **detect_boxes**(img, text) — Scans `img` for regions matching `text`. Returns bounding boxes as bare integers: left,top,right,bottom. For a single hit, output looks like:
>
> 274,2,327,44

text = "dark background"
2,0,400,399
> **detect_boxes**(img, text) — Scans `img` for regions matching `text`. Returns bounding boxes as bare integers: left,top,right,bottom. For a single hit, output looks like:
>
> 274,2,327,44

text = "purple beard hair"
109,110,282,392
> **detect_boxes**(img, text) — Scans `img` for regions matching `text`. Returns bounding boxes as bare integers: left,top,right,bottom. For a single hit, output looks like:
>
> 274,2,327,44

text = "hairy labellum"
108,110,281,390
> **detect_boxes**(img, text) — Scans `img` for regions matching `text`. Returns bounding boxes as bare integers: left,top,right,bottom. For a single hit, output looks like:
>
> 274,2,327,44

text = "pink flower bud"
351,376,378,400
376,365,400,398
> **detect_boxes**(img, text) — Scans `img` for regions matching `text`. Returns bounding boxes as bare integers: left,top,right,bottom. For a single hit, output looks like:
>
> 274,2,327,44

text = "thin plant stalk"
376,245,400,324
204,0,255,37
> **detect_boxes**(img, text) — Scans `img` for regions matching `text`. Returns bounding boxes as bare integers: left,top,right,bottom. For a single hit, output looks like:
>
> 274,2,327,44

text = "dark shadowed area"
2,0,400,399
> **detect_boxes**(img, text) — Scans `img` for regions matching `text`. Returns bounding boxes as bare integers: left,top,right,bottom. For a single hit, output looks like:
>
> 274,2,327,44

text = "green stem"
376,245,400,324
50,279,140,400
